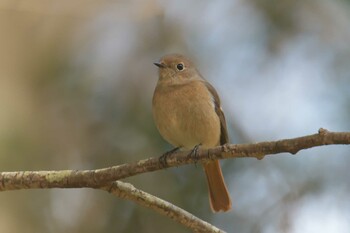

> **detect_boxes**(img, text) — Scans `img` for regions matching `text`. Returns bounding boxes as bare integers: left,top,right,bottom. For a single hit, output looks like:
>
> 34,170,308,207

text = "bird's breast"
152,81,221,149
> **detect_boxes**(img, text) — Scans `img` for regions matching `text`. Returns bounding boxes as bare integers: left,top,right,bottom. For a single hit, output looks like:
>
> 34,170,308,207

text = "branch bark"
103,181,224,233
1,129,349,191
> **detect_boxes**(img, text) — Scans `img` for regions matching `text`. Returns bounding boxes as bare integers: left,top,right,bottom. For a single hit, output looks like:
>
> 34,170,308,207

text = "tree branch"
1,128,349,191
102,181,224,233
1,128,349,232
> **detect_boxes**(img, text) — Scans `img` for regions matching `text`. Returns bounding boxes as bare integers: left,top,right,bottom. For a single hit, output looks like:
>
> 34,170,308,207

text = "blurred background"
0,0,350,232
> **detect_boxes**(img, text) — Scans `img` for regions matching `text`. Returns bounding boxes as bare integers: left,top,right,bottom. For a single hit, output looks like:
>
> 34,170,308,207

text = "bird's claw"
187,144,202,162
159,147,180,167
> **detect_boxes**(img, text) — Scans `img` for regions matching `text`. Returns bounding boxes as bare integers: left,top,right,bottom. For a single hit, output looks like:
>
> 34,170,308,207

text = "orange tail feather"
203,160,231,212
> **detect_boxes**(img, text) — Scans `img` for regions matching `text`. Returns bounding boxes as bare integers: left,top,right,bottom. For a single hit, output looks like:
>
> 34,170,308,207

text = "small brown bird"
152,54,232,212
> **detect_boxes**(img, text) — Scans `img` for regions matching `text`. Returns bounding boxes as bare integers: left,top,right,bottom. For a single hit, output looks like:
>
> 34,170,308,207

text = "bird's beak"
154,62,166,68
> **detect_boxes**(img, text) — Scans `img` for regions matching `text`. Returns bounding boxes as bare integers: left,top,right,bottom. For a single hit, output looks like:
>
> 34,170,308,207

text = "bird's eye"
176,63,184,71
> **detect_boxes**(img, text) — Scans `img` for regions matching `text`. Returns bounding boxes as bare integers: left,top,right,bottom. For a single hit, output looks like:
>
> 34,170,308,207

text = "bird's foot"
187,144,202,165
159,147,180,167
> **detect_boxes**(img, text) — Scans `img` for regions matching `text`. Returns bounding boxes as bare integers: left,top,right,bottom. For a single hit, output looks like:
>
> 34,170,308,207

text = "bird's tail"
203,160,232,212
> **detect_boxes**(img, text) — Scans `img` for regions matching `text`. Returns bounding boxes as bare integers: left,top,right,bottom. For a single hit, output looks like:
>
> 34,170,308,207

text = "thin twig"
102,181,225,233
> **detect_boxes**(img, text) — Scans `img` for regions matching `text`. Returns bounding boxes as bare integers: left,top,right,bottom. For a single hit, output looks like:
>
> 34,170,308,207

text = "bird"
152,54,231,212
